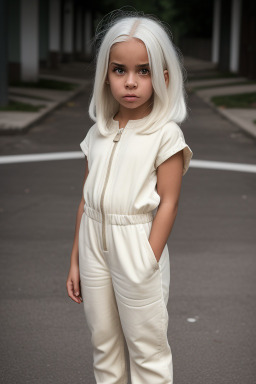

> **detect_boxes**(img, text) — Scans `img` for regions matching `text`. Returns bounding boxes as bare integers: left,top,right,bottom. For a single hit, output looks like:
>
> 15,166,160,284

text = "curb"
214,107,256,139
0,79,92,135
189,90,256,140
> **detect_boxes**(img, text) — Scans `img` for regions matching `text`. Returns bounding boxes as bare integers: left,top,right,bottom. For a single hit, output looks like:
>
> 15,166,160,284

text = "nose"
125,72,137,88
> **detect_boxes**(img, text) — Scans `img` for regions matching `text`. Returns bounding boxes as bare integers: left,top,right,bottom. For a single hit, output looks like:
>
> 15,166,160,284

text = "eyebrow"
110,62,149,68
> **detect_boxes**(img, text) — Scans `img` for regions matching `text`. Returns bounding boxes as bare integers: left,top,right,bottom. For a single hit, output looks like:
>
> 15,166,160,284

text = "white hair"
89,11,188,136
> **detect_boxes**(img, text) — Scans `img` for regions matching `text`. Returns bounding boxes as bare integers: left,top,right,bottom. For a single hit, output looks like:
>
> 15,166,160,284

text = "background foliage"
93,0,214,43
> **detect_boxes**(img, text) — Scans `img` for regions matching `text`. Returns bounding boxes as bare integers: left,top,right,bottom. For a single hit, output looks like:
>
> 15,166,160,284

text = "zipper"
100,128,125,251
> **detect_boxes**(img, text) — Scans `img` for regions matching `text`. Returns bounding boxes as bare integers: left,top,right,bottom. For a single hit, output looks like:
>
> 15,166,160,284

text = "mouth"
123,95,138,101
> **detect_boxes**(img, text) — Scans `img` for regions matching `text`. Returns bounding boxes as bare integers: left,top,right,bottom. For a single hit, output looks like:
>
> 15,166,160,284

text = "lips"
123,95,138,100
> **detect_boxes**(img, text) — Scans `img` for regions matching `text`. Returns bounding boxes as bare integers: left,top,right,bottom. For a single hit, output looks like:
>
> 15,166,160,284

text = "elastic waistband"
84,205,154,225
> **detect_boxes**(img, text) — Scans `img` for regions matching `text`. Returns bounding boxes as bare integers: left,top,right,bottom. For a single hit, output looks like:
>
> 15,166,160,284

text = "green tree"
92,0,213,44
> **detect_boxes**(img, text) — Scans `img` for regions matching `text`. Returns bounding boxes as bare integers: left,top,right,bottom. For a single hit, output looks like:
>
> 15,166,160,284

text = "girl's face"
106,38,153,118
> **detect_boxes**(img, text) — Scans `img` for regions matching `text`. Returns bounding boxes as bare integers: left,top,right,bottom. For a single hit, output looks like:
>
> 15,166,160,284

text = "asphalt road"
0,87,256,384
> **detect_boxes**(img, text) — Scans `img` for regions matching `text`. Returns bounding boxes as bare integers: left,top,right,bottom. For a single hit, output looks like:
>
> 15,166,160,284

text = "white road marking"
191,159,256,173
0,153,255,173
0,152,83,164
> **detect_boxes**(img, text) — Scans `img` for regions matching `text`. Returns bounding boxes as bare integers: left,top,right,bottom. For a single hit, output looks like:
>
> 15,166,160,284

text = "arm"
66,158,89,303
149,150,183,262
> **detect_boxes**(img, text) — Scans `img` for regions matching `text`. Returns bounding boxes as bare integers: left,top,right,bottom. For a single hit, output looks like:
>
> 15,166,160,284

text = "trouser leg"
79,213,128,384
107,221,173,384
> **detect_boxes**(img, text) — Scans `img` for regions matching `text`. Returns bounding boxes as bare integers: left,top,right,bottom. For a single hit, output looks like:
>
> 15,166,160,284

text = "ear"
163,70,169,88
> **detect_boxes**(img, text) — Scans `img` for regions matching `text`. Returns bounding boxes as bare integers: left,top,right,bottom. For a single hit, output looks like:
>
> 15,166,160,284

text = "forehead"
109,38,148,63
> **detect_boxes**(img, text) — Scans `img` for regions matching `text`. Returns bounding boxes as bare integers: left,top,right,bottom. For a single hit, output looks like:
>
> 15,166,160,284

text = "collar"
110,114,151,130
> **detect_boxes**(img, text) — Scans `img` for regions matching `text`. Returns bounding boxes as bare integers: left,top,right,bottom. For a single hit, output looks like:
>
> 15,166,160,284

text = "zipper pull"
113,129,124,142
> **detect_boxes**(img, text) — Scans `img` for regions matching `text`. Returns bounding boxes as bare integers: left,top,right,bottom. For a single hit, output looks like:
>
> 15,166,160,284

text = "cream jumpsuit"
79,116,193,384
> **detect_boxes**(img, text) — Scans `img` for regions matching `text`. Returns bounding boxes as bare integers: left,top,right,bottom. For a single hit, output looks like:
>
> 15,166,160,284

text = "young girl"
67,10,193,384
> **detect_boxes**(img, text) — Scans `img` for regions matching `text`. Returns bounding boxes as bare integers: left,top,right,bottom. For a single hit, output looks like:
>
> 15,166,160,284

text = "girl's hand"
66,263,83,304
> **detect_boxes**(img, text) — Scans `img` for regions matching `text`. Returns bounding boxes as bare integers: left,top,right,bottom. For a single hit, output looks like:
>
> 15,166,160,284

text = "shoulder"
88,122,98,136
83,122,98,142
157,121,185,148
155,121,193,175
80,123,97,156
160,121,184,139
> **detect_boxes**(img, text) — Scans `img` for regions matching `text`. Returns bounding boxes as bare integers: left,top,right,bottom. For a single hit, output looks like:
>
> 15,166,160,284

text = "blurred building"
175,0,255,80
2,0,256,87
212,0,255,78
7,0,94,84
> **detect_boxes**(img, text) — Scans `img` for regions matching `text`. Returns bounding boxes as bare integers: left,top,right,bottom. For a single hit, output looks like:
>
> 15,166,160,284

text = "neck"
114,104,153,127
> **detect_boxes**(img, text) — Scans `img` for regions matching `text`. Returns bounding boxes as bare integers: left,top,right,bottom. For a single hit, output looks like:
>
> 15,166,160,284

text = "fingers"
66,278,83,304
73,280,80,297
74,280,83,303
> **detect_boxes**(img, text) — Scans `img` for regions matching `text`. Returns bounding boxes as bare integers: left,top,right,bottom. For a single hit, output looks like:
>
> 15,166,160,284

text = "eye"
139,68,150,75
113,67,125,75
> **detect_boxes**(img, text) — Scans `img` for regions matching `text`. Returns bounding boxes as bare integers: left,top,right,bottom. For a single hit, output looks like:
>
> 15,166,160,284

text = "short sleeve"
155,123,193,176
80,128,91,157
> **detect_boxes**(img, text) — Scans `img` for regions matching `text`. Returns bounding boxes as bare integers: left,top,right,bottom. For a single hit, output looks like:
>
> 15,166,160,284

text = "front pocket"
139,223,159,271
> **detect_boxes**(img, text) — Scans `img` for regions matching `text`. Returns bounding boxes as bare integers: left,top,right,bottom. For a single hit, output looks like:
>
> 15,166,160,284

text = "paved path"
0,62,94,133
0,76,90,133
184,56,256,138
196,84,256,100
0,88,256,383
193,83,256,139
186,77,248,88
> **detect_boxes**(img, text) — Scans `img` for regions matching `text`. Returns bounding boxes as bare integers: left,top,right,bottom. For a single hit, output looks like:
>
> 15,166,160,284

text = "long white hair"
89,10,188,136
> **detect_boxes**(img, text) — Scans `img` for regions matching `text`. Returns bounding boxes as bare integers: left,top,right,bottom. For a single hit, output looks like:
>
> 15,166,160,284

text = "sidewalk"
0,58,256,138
0,62,94,134
184,57,256,138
